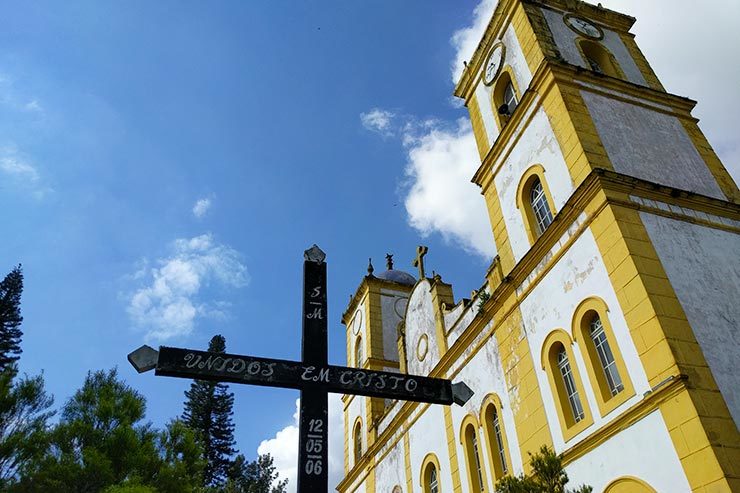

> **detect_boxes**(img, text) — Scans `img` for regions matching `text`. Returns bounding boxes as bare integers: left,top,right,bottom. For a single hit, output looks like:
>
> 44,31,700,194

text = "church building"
338,0,740,492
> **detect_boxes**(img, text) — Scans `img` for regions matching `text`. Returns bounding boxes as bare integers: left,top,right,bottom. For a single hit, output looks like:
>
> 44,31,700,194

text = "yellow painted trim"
459,414,489,493
515,164,558,245
344,406,350,474
479,393,513,483
604,476,657,493
540,329,594,441
443,406,464,492
678,117,740,204
403,433,413,493
618,32,665,92
468,91,491,160
571,296,635,417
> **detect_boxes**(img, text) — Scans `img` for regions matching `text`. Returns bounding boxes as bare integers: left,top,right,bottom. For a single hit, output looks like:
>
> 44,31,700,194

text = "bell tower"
454,0,740,491
340,255,416,475
455,0,738,276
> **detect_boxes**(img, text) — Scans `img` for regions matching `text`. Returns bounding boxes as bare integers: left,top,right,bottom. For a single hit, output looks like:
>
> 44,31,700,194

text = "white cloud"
192,197,212,218
0,145,53,199
127,233,248,341
403,118,495,258
0,154,40,182
450,0,498,83
24,99,42,112
257,394,344,493
360,108,396,137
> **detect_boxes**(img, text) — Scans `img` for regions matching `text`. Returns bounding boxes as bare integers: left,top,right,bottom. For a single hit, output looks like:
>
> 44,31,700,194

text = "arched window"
556,346,585,423
604,476,657,493
589,314,623,395
355,336,363,368
481,397,510,482
490,407,508,476
579,40,622,79
492,70,520,129
530,178,554,235
427,465,439,493
353,420,363,464
502,82,518,116
516,166,557,245
541,330,593,440
422,461,440,493
461,421,485,493
573,298,634,416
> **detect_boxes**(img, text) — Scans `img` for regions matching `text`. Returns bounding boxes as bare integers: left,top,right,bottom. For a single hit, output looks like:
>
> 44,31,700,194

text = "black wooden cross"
127,245,473,492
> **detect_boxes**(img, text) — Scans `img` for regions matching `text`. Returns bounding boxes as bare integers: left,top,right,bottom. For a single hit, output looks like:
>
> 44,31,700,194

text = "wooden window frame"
479,394,512,483
572,297,635,416
541,330,593,441
459,415,488,493
515,165,558,245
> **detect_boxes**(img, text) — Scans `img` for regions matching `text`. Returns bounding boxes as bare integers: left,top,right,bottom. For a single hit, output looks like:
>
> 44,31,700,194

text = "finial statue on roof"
367,258,375,276
385,253,394,270
412,245,429,279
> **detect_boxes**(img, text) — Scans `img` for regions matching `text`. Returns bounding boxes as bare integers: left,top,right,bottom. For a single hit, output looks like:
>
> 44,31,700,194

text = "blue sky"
2,1,738,490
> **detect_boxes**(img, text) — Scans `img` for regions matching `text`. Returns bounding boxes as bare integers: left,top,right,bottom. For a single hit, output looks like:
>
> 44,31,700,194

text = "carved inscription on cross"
413,245,429,279
127,245,473,493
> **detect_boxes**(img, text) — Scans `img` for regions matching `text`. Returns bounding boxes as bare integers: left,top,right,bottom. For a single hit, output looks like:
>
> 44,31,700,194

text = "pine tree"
182,335,237,486
0,266,24,372
13,369,204,492
225,453,288,493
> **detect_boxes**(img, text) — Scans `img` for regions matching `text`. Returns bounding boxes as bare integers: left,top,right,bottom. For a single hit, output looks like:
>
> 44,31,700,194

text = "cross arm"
128,345,473,406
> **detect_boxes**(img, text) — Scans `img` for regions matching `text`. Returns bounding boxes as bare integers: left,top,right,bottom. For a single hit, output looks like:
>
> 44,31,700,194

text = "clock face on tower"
482,42,505,86
564,14,604,40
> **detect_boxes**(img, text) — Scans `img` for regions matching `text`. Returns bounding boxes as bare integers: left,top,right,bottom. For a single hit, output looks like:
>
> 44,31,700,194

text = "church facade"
338,1,740,492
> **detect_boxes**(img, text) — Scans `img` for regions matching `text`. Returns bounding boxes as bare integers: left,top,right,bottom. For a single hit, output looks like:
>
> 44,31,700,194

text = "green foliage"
0,265,24,371
0,369,54,487
224,454,287,493
12,369,204,493
495,446,592,493
155,419,206,493
476,290,491,311
182,335,237,486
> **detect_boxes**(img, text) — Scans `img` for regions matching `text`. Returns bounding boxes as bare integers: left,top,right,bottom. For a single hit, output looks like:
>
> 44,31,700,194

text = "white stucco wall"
582,91,725,200
494,105,574,262
566,411,691,492
641,213,740,426
519,229,650,451
405,280,441,376
407,405,452,493
540,7,647,87
373,439,406,493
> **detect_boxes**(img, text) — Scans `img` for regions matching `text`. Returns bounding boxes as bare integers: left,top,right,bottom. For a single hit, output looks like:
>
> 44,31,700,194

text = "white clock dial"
483,43,505,86
351,309,363,335
564,15,603,39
